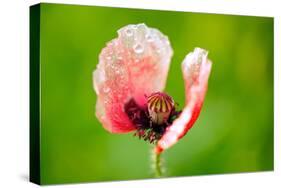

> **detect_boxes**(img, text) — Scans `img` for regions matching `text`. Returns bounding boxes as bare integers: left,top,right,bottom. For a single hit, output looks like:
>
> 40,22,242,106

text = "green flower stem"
155,152,162,177
151,146,164,177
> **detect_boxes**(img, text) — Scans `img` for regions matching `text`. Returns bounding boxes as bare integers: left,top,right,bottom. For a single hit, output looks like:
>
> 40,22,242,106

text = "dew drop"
113,40,118,46
125,28,133,37
106,56,112,60
103,87,110,93
157,49,162,54
133,43,144,54
145,34,153,42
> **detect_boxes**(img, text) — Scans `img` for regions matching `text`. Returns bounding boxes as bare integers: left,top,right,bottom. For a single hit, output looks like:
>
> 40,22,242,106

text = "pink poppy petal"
93,23,173,133
156,48,212,153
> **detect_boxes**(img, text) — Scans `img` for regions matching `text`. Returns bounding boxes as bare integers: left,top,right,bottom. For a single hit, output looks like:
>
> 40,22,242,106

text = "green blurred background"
39,3,273,184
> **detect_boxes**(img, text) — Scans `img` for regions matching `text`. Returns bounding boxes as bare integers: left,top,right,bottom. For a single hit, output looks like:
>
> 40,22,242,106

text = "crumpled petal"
93,23,173,133
156,48,212,153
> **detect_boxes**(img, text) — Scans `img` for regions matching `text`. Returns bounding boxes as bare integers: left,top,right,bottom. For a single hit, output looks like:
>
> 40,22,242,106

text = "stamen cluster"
124,92,181,144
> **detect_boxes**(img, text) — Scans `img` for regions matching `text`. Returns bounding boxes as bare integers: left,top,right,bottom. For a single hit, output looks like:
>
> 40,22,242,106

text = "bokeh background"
39,3,273,184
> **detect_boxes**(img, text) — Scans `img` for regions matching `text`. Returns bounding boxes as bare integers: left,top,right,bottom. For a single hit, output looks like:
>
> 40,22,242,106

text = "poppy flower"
93,23,212,155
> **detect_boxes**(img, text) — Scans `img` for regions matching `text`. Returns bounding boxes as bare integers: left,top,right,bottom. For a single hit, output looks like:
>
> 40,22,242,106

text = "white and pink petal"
156,48,212,153
93,23,173,133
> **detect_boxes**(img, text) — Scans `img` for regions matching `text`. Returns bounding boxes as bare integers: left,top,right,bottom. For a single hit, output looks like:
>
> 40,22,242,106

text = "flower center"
147,92,175,125
124,92,181,144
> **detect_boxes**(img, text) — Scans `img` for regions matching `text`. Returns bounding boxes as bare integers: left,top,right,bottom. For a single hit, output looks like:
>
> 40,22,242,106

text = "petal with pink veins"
156,48,212,153
93,23,173,133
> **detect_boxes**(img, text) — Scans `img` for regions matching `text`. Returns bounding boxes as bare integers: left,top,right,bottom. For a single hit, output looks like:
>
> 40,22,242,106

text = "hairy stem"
151,146,164,177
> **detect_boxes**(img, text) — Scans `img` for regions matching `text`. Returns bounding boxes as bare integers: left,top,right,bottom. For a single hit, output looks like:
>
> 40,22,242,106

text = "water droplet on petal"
145,34,153,42
157,49,162,54
106,56,112,60
125,28,133,37
133,43,144,54
103,87,110,93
